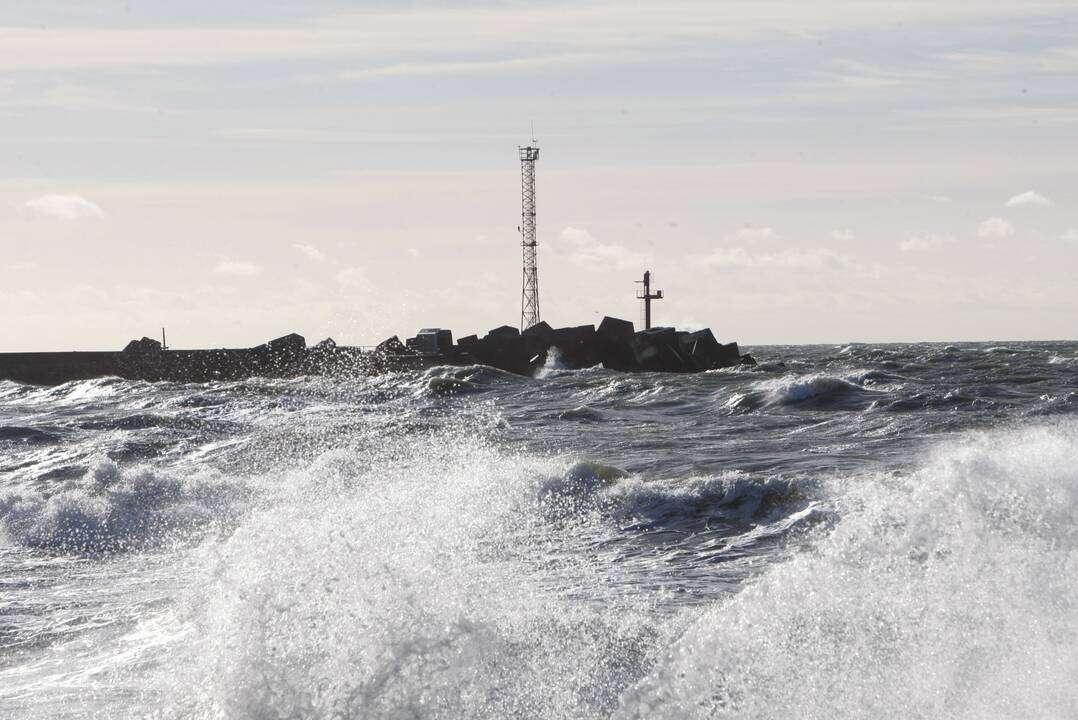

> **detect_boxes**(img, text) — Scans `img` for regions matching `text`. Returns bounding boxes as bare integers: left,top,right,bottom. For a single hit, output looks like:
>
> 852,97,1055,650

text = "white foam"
534,346,568,379
616,421,1078,718
163,433,672,718
0,457,255,553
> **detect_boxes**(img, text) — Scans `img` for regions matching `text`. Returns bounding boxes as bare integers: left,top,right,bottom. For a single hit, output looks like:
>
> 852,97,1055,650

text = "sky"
1,0,1077,351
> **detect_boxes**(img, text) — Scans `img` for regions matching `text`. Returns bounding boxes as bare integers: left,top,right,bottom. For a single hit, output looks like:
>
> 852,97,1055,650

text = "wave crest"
0,458,255,554
617,421,1078,718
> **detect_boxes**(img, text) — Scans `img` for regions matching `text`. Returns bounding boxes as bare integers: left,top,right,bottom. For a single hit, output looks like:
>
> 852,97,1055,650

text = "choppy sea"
2,341,1077,719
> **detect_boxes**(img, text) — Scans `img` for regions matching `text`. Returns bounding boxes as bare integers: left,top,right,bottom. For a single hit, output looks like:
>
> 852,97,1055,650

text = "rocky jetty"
0,317,752,386
447,317,751,375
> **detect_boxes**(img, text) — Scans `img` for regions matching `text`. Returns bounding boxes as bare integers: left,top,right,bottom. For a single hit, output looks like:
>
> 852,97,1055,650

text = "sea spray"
171,432,673,719
616,421,1078,719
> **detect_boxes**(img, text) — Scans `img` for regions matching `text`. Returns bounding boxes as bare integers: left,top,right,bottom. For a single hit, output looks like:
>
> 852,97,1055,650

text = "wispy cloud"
550,226,647,270
335,266,369,286
1005,190,1052,207
831,228,856,242
725,226,778,243
23,194,104,220
336,52,603,81
1061,228,1078,241
899,233,955,251
292,243,327,262
977,217,1015,238
806,59,946,88
8,3,1069,73
214,259,261,276
927,195,953,203
699,246,853,271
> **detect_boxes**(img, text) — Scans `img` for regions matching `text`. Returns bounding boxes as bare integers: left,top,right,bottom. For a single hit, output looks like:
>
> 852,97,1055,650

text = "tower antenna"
518,142,541,330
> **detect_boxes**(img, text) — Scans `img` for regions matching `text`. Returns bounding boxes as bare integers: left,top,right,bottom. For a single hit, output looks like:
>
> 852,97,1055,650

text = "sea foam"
616,421,1078,719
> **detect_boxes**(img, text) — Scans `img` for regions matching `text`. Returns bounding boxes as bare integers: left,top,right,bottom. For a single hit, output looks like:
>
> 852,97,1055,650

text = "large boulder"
631,327,699,372
466,333,532,374
671,329,743,370
376,336,406,354
597,316,634,343
485,325,520,339
263,333,306,354
548,324,599,368
122,337,162,353
594,317,637,371
521,321,555,342
406,328,453,355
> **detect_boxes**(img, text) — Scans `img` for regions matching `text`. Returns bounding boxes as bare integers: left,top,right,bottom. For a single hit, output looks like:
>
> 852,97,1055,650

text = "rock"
485,325,520,339
264,333,306,353
631,327,676,371
466,333,532,374
595,317,637,371
718,341,742,366
123,337,162,353
597,316,635,343
521,321,555,341
375,336,413,355
406,328,454,355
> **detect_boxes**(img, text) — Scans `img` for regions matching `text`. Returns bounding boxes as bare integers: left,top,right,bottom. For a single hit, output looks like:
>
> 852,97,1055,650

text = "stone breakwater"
0,316,752,386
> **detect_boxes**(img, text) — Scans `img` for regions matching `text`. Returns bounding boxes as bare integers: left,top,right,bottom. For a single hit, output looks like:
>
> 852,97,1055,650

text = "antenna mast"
518,143,540,330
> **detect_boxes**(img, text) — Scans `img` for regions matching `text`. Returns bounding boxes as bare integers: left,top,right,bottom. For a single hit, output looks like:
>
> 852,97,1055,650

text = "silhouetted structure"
519,145,541,330
0,320,753,386
636,270,663,330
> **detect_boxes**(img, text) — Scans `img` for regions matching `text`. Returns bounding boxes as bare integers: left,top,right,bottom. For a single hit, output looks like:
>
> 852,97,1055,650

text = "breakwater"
0,316,752,386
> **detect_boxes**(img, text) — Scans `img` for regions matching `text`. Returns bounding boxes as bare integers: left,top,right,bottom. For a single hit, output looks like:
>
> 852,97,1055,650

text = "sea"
1,341,1077,719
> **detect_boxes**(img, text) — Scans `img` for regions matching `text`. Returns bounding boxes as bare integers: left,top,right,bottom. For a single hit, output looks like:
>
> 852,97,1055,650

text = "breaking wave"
724,372,882,412
617,421,1078,719
0,458,256,554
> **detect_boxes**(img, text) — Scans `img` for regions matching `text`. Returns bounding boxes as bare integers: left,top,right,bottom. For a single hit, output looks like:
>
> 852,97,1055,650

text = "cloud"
214,259,262,276
899,233,955,251
5,5,1064,72
1005,190,1052,207
699,246,852,271
335,266,370,286
550,226,647,270
977,217,1015,238
336,52,601,81
927,195,953,203
292,243,327,262
831,228,856,242
725,226,778,243
806,58,944,89
1061,228,1078,241
23,194,105,220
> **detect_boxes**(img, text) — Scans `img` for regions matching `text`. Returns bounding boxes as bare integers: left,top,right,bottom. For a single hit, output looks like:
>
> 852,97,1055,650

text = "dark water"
1,341,1077,718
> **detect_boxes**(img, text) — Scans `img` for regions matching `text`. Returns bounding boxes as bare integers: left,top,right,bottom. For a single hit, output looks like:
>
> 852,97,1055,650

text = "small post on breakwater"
636,270,663,330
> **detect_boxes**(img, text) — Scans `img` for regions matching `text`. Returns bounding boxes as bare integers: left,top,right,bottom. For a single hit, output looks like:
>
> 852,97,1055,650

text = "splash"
534,347,568,379
0,458,256,554
167,433,673,719
617,421,1078,719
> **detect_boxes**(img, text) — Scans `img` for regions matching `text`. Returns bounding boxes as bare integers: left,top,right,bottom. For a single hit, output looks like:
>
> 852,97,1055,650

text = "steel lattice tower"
518,145,540,330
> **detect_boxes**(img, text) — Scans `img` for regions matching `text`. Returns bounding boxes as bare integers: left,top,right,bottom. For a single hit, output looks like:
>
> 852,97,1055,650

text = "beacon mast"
518,144,540,331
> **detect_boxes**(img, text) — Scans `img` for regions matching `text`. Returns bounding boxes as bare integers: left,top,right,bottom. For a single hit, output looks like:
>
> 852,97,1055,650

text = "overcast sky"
2,0,1076,350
